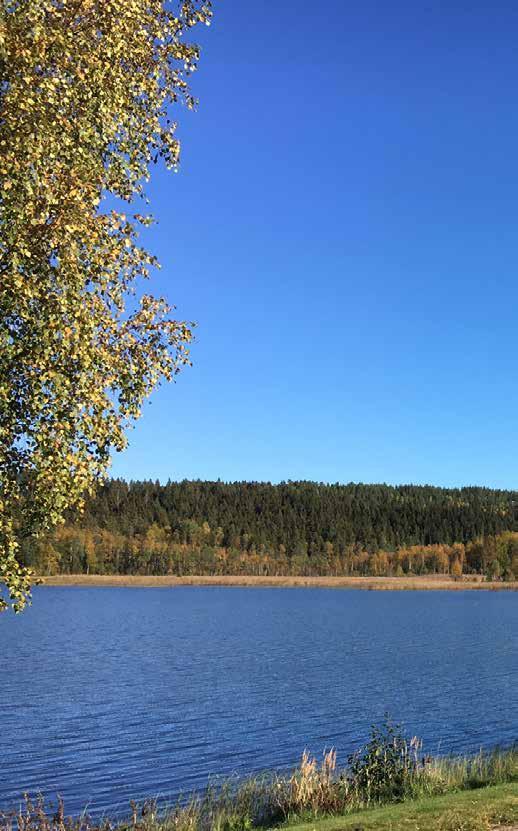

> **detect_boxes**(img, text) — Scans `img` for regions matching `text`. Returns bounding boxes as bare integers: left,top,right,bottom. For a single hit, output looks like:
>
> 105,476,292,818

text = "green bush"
347,716,424,804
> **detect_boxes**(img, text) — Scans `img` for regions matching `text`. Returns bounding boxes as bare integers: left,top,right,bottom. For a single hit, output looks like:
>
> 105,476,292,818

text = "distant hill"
23,480,518,579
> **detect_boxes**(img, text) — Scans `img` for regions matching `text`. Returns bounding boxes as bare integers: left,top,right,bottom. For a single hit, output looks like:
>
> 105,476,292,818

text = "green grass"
277,781,518,831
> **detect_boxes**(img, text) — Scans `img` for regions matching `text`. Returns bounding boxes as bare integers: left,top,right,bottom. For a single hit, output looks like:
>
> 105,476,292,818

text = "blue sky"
112,0,518,489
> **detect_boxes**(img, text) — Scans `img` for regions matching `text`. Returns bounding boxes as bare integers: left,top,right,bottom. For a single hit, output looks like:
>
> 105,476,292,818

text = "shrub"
347,716,424,804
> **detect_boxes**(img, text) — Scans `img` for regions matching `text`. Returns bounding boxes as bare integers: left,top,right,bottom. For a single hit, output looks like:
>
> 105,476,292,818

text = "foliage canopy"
22,480,518,581
0,0,211,610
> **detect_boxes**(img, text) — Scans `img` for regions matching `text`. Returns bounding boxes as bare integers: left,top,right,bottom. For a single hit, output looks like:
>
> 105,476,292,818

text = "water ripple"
1,587,517,816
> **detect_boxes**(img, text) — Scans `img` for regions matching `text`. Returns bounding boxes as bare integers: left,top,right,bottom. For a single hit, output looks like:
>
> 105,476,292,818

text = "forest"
21,479,518,580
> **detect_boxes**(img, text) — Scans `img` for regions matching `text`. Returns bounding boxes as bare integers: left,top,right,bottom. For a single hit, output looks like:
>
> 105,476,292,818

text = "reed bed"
40,574,518,591
1,722,516,831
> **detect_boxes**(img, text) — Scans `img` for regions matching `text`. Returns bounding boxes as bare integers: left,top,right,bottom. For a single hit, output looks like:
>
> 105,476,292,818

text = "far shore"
39,574,518,591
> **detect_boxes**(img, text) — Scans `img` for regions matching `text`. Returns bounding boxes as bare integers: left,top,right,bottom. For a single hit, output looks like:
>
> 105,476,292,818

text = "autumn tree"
0,0,211,610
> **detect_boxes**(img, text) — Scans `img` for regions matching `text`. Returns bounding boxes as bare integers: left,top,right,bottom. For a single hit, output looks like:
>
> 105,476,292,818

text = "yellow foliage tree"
0,0,211,610
451,558,463,578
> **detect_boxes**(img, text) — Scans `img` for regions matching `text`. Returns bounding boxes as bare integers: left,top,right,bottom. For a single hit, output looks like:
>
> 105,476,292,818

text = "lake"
1,587,517,817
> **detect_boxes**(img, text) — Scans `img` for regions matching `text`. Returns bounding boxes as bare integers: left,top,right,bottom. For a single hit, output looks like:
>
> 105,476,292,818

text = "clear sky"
111,0,518,489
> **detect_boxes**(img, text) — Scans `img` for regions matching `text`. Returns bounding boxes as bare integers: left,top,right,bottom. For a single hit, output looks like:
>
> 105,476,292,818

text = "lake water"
1,587,517,817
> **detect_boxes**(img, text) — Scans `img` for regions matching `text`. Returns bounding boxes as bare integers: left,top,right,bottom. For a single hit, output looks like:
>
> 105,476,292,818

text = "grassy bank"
8,783,516,831
281,783,518,830
2,724,517,831
39,574,518,590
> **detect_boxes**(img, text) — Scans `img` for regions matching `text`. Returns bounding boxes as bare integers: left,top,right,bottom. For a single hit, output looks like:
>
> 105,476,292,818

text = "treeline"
21,479,518,580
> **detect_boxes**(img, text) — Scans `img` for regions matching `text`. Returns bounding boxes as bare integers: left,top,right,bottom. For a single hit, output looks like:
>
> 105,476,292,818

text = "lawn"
278,782,518,831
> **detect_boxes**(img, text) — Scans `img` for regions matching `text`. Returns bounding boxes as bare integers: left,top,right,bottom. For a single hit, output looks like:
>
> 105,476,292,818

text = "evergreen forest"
22,480,518,580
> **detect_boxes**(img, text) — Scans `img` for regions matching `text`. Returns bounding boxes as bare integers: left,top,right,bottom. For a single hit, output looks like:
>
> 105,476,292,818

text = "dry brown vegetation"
40,574,518,590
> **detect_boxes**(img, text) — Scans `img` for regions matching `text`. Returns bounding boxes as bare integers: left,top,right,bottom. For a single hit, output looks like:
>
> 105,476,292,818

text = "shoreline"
2,747,517,830
39,574,518,590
